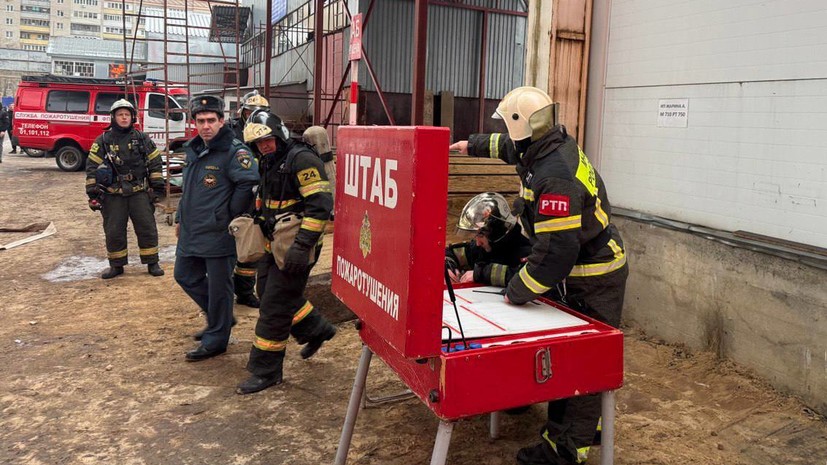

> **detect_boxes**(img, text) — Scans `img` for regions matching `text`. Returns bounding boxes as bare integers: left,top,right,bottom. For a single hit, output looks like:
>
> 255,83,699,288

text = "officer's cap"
190,95,225,120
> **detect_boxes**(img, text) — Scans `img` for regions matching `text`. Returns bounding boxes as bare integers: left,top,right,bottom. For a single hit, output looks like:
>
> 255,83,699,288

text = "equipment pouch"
229,216,267,263
270,213,315,269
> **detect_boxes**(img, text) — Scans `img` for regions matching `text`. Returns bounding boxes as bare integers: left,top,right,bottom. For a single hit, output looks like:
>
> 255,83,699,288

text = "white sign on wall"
657,99,689,127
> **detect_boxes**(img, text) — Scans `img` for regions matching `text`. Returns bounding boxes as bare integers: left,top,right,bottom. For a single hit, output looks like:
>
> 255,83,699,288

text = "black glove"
445,256,459,273
283,243,311,274
256,215,275,241
88,198,102,211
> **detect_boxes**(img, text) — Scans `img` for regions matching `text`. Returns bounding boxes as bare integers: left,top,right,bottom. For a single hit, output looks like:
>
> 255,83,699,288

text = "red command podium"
331,126,623,465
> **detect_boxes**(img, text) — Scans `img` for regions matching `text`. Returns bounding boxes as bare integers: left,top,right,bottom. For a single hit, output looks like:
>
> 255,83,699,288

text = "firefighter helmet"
110,98,136,118
302,126,331,155
457,192,517,243
243,109,290,144
239,91,269,118
492,86,556,142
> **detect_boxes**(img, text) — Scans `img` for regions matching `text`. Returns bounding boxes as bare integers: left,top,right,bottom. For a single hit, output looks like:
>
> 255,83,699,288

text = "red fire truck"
13,75,193,171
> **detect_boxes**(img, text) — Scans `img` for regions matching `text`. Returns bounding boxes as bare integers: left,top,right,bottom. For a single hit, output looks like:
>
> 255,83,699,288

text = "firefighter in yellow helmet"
235,110,336,395
228,90,270,141
450,86,628,465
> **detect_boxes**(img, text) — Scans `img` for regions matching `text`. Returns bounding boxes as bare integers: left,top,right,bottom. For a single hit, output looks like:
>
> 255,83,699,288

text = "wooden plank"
449,156,508,165
448,176,520,194
449,164,515,175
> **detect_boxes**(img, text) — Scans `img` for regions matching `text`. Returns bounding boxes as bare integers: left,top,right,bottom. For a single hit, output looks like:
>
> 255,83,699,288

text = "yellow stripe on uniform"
594,197,609,229
108,249,128,259
147,149,161,161
234,267,256,277
149,172,163,180
299,181,331,197
301,217,326,233
534,215,582,233
139,246,159,256
86,178,97,186
265,198,300,209
88,153,103,164
542,430,590,464
521,186,535,202
569,239,626,277
489,133,501,159
491,264,508,287
292,301,314,325
518,266,552,294
254,336,287,352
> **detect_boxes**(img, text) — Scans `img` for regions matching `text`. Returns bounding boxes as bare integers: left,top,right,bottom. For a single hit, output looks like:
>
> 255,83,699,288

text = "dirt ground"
1,142,826,465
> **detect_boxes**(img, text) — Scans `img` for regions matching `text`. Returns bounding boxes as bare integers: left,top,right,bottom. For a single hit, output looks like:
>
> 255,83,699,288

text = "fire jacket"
445,224,532,287
467,126,626,304
176,126,260,257
85,127,163,197
258,138,333,249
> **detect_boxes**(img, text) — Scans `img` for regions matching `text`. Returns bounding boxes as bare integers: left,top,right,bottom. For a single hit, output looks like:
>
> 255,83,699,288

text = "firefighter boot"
300,321,337,359
101,266,124,279
236,293,260,308
516,442,561,465
236,353,284,395
147,263,165,277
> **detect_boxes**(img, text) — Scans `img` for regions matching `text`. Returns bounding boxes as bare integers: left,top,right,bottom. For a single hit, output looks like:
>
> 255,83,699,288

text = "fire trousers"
101,192,159,267
233,260,257,299
246,249,331,377
538,265,628,465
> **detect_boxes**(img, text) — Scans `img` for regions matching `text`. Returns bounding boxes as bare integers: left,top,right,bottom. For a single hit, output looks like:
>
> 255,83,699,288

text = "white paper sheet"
442,286,588,340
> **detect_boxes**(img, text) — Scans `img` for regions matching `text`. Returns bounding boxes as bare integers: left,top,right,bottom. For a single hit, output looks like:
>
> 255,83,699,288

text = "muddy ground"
1,141,826,465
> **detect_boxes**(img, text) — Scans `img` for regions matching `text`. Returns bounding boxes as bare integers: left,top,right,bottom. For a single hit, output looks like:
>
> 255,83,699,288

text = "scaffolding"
118,0,250,223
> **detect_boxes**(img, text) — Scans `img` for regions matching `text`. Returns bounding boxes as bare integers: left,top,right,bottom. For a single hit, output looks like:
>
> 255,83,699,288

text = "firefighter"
236,110,336,395
228,91,270,141
226,90,271,308
85,99,165,279
450,86,628,465
175,95,260,362
445,192,532,286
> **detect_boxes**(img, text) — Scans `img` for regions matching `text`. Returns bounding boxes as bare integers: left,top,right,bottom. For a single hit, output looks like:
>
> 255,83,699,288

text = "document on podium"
442,286,588,340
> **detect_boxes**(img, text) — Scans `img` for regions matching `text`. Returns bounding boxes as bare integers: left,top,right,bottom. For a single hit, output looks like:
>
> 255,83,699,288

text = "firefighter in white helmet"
445,192,531,286
450,86,628,465
85,98,165,279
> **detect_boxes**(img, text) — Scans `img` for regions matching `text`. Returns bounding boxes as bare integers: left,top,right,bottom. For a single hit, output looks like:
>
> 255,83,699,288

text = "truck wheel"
23,148,46,158
55,146,85,172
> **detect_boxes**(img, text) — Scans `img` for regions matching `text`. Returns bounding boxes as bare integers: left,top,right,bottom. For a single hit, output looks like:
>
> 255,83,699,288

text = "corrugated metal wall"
147,63,229,93
360,0,525,99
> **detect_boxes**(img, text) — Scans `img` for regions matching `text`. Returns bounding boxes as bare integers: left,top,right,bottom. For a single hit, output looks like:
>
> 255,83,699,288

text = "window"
73,11,99,19
95,93,137,114
5,31,12,39
148,94,184,122
23,45,47,51
5,18,13,25
57,10,64,16
21,5,50,13
103,14,121,21
22,19,50,27
73,0,98,5
56,22,64,29
5,5,13,11
104,26,122,34
53,60,95,77
58,0,64,3
47,91,90,113
70,23,100,33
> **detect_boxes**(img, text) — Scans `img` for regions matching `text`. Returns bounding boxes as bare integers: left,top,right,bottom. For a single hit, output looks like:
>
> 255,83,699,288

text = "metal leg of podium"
489,411,500,440
334,345,373,465
429,420,455,465
600,390,616,465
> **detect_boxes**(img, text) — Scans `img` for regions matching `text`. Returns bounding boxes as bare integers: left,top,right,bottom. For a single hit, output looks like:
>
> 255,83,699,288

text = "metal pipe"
411,0,428,125
429,1,527,17
600,390,615,465
313,0,324,125
333,345,373,465
429,421,455,465
361,49,394,125
478,10,488,133
264,0,273,98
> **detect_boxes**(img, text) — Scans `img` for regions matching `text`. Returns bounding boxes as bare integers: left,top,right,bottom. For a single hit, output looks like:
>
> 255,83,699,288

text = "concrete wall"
616,216,827,414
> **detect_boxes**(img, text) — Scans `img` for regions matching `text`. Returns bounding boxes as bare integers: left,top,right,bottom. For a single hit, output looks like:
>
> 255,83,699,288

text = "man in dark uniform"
235,110,336,394
85,99,165,279
225,90,271,309
445,192,532,286
175,95,260,362
450,86,628,465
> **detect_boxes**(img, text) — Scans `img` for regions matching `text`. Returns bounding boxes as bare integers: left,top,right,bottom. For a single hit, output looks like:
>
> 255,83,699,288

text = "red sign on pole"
349,13,363,61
